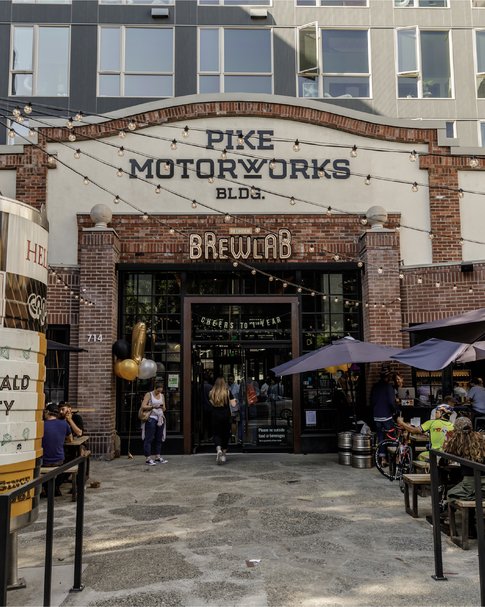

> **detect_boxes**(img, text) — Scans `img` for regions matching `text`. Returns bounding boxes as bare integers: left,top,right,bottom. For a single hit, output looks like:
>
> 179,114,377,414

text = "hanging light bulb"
469,287,474,294
254,226,261,234
409,150,417,162
224,213,231,223
283,282,288,288
233,261,238,268
12,106,21,118
66,117,74,130
142,213,148,221
169,228,175,235
377,267,383,275
68,133,76,142
469,156,479,168
127,120,136,131
417,276,423,284
83,176,89,185
155,184,161,194
334,297,339,303
399,272,404,280
269,158,276,170
8,128,15,139
24,102,32,115
435,281,441,288
357,260,363,268
333,254,340,261
395,224,401,232
364,175,371,185
322,294,327,301
297,287,302,293
74,148,81,159
116,167,124,177
309,244,315,253
114,195,121,204
350,145,358,158
119,130,126,139
208,176,215,184
318,168,325,178
326,206,332,216
118,146,125,157
47,155,55,165
237,132,244,145
290,196,296,206
460,237,464,245
251,269,257,275
191,200,197,209
411,182,419,192
268,276,274,282
28,128,35,138
74,111,83,122
15,115,24,124
221,148,227,160
171,139,178,150
453,284,458,291
458,188,464,199
182,125,189,138
293,139,300,152
360,217,368,225
428,232,435,240
250,186,256,196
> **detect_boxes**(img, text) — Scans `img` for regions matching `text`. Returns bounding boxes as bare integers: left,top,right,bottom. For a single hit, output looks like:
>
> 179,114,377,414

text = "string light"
24,102,32,115
15,115,24,124
269,159,276,170
66,118,74,130
435,281,441,288
68,133,76,142
114,195,120,204
326,206,332,216
233,261,238,267
118,146,125,157
360,217,368,225
412,182,419,192
377,267,383,275
182,125,189,138
28,128,35,138
458,188,464,198
142,213,148,221
318,168,325,178
357,261,364,268
169,228,175,235
290,196,296,206
428,232,435,240
119,130,126,139
221,148,227,160
116,167,124,177
453,284,458,291
83,176,89,185
309,243,315,253
224,213,231,223
364,175,371,185
297,287,302,293
409,150,417,162
191,200,197,209
74,111,83,122
164,161,170,172
293,139,300,152
237,132,244,145
268,276,274,282
170,139,178,150
155,184,161,194
12,106,21,118
208,176,214,184
470,156,479,168
74,148,81,159
399,272,404,280
254,227,261,234
417,276,423,284
251,269,257,275
127,121,136,131
8,128,15,139
350,145,358,158
469,287,474,294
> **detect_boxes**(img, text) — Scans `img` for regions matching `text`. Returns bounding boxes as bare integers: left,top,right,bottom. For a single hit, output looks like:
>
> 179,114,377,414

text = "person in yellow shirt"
397,404,454,461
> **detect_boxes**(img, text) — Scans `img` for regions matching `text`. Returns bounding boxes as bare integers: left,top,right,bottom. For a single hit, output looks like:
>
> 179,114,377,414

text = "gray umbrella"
47,339,87,352
271,336,401,377
391,338,485,371
403,307,485,344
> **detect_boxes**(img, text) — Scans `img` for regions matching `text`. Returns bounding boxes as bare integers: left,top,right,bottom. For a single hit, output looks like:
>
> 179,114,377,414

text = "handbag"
138,403,151,423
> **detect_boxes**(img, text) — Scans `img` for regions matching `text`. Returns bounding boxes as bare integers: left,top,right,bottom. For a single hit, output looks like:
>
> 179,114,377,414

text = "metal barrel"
338,431,353,465
351,433,374,468
0,196,48,532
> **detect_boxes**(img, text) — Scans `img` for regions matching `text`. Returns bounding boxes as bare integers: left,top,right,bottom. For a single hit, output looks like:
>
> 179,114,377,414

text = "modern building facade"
0,1,484,458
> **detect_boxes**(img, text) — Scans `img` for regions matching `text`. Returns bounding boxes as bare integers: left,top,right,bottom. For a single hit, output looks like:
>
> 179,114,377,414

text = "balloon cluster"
112,322,157,381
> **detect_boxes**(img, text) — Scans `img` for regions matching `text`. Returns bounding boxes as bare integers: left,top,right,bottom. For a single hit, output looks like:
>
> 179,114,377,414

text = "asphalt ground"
8,453,485,607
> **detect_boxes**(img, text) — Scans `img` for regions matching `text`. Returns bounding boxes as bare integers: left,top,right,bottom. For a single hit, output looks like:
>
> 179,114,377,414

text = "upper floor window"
296,0,366,5
297,26,370,98
98,26,173,97
480,122,485,146
472,0,485,6
396,28,451,98
394,0,447,7
476,30,485,97
100,0,172,4
198,28,272,93
10,26,70,96
199,1,270,5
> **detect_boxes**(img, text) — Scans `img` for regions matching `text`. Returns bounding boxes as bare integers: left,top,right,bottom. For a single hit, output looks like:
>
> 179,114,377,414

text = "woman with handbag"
209,377,236,465
139,381,168,466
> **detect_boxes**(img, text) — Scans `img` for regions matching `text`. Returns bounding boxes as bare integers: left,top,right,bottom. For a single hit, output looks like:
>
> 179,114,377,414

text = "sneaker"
155,457,168,464
220,454,226,464
216,451,223,465
146,459,156,466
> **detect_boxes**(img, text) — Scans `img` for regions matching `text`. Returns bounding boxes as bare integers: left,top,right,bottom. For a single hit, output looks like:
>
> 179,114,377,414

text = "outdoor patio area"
7,453,483,607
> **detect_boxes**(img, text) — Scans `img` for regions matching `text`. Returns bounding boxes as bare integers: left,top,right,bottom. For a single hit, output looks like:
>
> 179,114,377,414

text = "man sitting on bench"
41,403,73,497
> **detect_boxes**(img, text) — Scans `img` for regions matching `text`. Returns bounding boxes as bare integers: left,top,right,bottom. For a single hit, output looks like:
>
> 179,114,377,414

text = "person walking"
371,371,397,467
209,377,235,465
139,381,168,466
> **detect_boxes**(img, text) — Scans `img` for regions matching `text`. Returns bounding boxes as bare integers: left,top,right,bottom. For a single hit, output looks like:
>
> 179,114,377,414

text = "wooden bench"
40,465,79,501
448,500,485,550
412,460,430,472
402,473,431,518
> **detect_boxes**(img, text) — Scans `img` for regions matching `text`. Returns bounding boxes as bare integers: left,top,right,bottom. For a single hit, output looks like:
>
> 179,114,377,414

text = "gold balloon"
131,322,147,365
113,359,124,378
117,358,139,382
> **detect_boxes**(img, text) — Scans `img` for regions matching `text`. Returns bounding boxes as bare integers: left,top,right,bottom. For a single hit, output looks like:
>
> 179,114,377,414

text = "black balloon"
112,339,130,360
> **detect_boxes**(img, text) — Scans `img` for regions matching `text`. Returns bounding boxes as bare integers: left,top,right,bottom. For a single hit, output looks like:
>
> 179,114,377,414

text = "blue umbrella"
271,337,401,377
391,338,485,371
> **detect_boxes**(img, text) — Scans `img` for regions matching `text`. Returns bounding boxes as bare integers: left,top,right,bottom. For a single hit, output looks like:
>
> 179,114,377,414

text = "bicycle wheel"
398,449,412,492
374,439,399,480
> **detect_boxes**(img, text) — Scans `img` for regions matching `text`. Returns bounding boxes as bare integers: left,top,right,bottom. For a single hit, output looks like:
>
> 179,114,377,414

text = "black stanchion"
0,498,11,607
43,478,55,607
474,469,485,606
71,458,86,593
429,450,447,581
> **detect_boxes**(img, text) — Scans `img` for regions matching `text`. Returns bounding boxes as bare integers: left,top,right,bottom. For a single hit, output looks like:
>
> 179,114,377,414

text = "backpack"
247,383,258,406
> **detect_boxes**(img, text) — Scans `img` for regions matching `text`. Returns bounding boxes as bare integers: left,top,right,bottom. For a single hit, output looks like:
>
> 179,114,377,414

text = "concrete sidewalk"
9,453,483,606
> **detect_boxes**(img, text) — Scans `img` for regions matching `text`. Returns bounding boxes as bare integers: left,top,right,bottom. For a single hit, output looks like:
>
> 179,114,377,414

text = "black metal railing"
0,455,87,607
429,449,485,605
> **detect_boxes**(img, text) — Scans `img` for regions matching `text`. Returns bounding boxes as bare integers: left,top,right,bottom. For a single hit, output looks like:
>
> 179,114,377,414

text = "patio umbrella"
390,338,485,371
271,336,402,377
402,307,485,344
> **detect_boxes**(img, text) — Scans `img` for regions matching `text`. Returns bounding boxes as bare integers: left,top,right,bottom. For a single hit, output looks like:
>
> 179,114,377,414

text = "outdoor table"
409,433,429,461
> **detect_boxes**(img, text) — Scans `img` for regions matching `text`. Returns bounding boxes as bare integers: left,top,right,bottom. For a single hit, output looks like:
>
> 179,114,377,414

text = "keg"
351,433,374,469
0,196,48,532
337,431,353,465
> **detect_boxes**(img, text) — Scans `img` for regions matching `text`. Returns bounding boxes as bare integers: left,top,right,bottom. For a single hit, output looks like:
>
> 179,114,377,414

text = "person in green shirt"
398,404,454,461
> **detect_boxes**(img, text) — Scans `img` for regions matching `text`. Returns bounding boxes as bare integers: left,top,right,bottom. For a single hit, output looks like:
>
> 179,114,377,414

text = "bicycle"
374,424,412,491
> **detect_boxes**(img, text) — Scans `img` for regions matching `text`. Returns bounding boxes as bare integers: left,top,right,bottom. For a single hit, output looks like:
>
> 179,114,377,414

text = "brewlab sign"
129,129,350,200
189,229,292,260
